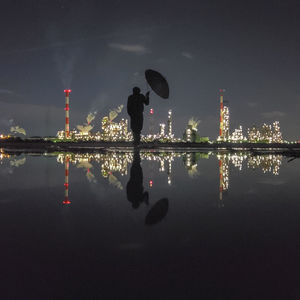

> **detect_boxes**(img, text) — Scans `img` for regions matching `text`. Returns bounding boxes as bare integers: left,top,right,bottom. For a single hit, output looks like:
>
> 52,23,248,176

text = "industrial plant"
0,88,289,146
56,89,178,143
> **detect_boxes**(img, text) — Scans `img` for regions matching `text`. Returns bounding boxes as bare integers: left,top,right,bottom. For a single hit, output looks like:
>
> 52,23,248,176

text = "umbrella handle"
146,81,150,93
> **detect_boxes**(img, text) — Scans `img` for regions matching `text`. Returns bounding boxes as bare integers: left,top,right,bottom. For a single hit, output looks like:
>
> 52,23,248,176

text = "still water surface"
0,150,299,298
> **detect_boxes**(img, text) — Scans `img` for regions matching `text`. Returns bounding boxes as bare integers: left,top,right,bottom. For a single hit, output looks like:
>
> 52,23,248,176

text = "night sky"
1,0,300,139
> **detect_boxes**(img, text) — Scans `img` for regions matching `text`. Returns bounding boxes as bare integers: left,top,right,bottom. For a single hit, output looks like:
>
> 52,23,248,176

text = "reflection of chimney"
63,156,71,205
64,89,71,138
219,159,223,204
219,89,224,138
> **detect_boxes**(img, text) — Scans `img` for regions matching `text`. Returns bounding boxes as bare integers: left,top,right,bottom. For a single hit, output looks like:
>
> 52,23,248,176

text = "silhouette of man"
126,149,149,209
127,87,150,145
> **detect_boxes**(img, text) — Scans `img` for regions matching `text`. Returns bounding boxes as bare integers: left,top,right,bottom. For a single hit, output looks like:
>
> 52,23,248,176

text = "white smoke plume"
10,126,26,136
76,124,93,134
187,164,200,178
76,161,93,169
108,173,123,190
109,105,124,121
10,157,26,168
86,170,96,183
47,24,81,88
188,117,201,131
76,162,96,183
86,111,97,124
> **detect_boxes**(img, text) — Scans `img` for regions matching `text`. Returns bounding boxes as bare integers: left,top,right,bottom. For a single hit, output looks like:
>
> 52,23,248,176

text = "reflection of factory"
0,149,10,163
56,151,283,206
57,151,182,186
217,154,229,208
216,152,282,207
247,154,282,175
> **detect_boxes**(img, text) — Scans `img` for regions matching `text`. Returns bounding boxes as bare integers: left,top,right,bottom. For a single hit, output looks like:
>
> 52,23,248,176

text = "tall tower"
167,109,172,137
219,89,224,138
149,108,154,135
223,106,230,140
64,89,71,138
218,89,230,141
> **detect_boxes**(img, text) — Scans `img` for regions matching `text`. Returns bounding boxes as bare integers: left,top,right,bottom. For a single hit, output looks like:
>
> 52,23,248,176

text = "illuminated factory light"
217,104,230,142
229,126,245,142
167,109,173,138
247,121,283,143
218,89,230,141
185,126,192,142
159,123,166,137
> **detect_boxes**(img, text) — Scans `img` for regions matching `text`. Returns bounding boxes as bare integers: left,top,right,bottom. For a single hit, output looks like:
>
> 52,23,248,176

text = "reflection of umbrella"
145,69,169,99
145,198,169,225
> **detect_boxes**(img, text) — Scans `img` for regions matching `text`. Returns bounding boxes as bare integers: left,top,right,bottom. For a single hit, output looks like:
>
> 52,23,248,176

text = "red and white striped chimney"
64,89,71,138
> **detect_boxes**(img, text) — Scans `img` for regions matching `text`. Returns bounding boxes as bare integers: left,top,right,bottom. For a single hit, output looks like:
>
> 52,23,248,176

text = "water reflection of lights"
0,150,286,208
216,152,283,207
57,152,182,180
0,149,10,163
216,152,282,175
247,154,282,176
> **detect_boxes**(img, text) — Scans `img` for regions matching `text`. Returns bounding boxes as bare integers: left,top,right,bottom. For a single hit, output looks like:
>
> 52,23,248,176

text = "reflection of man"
126,150,148,209
127,87,150,145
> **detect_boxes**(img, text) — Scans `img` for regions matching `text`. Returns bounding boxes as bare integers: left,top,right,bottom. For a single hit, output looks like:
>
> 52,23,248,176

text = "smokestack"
64,89,71,138
63,156,70,205
219,89,224,138
167,109,172,137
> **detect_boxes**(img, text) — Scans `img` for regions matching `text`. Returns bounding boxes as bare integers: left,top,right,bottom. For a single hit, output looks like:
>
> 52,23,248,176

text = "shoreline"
1,140,300,155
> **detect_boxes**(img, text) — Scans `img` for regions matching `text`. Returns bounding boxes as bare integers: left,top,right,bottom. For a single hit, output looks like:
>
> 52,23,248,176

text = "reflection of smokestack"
219,89,224,137
219,159,223,204
64,89,71,138
63,156,70,205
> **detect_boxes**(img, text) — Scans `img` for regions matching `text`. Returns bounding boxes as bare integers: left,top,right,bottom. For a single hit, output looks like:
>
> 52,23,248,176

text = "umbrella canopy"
145,69,169,99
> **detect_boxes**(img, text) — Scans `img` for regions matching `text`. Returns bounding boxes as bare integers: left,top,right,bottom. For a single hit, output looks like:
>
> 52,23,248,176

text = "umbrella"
145,198,169,225
145,69,169,99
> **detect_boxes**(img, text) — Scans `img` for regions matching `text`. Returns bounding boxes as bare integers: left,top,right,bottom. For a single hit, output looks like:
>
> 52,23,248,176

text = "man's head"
133,87,141,95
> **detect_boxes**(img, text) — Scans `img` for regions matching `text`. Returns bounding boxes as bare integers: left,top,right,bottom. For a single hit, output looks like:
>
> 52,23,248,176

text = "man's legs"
131,116,143,145
133,131,141,145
